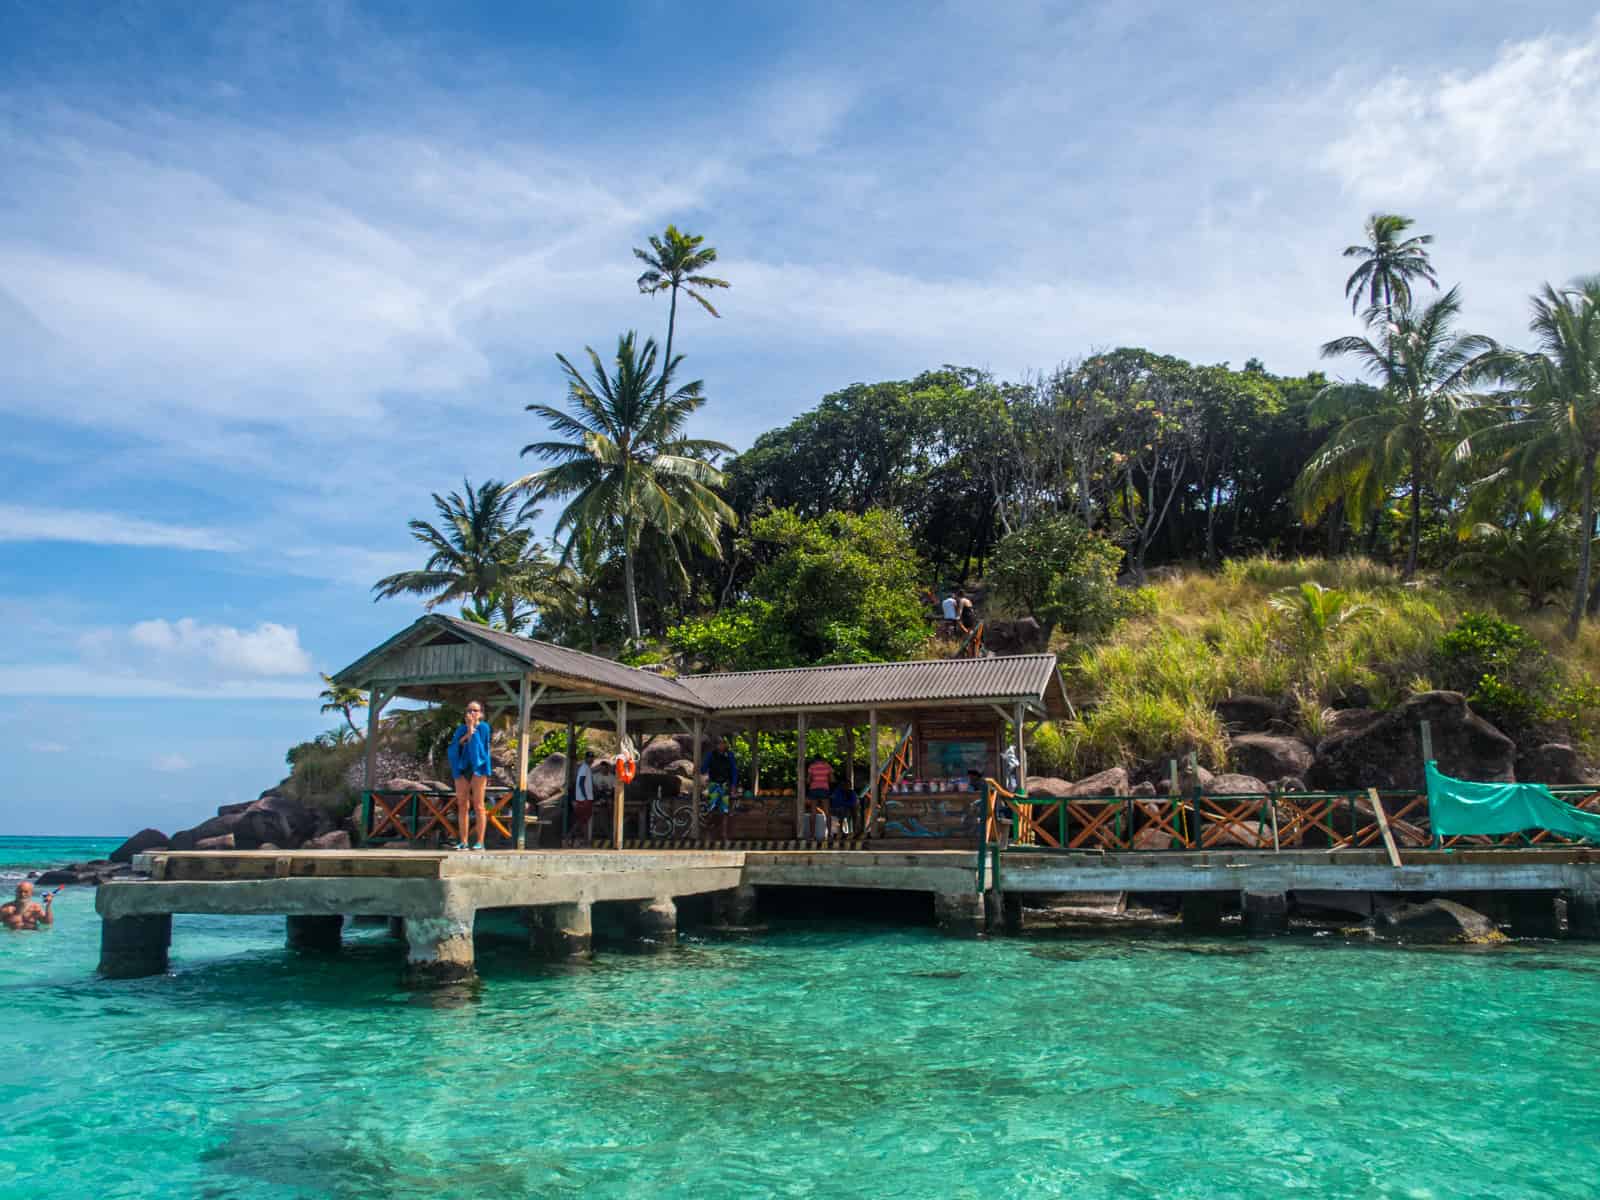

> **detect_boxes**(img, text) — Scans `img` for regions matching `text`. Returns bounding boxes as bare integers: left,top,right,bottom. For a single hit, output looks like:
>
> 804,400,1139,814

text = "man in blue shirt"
700,735,739,842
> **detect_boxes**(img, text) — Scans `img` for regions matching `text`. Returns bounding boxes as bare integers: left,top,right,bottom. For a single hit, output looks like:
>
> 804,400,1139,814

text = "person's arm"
36,897,52,927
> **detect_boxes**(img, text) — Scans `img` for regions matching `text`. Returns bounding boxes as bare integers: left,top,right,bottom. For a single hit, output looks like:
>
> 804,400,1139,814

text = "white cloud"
0,663,318,700
125,618,314,677
151,753,193,772
0,504,240,552
1322,18,1600,210
29,741,68,753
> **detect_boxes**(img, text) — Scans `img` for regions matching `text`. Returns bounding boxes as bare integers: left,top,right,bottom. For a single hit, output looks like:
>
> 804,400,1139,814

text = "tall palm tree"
319,673,367,735
1446,514,1579,612
1472,279,1600,637
1297,287,1493,579
633,225,730,386
519,332,735,642
372,478,545,617
1343,213,1439,318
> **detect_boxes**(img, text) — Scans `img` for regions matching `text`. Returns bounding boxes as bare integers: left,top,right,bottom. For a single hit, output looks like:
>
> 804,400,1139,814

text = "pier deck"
95,846,1600,981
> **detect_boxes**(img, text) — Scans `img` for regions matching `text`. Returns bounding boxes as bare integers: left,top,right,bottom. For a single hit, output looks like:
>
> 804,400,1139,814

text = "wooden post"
614,700,628,850
843,723,855,835
750,726,761,795
690,718,704,837
1268,783,1281,852
868,709,879,835
363,686,386,790
1420,719,1434,766
563,719,577,844
515,674,532,849
1369,787,1402,867
795,712,808,840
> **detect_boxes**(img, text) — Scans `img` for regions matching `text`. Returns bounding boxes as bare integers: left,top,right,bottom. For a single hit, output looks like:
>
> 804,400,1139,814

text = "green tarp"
1425,761,1600,843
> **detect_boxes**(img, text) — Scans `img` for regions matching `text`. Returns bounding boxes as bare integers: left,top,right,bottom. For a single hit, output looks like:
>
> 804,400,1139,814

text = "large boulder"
194,833,236,851
1230,735,1314,782
985,617,1046,655
110,828,168,864
217,802,251,817
1323,708,1381,740
169,810,248,851
236,794,322,849
1519,743,1597,786
642,740,690,771
665,758,699,781
1208,772,1267,795
1310,692,1515,792
1375,898,1503,944
304,830,352,851
527,753,571,803
1214,695,1282,733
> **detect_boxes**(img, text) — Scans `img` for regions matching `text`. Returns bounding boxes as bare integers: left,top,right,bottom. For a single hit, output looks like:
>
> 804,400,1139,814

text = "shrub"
989,515,1127,641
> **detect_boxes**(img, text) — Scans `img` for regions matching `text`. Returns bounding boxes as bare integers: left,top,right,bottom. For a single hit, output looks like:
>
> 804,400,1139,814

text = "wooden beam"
1012,700,1028,790
363,687,388,793
868,708,879,835
750,726,761,795
1368,787,1403,867
793,710,806,838
690,717,704,837
614,699,628,850
563,718,577,844
514,676,540,850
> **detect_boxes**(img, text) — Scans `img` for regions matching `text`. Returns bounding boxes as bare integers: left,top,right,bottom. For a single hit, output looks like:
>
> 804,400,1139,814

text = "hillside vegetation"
1035,556,1600,779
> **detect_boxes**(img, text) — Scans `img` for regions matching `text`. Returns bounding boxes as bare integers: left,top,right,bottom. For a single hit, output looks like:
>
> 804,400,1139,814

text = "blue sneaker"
471,841,485,851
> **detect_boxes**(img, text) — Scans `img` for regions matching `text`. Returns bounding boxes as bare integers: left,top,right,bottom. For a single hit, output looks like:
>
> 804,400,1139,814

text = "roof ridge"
688,652,1056,681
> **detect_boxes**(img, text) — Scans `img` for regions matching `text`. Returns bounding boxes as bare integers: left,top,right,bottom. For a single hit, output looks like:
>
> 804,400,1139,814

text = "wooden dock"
96,846,1600,982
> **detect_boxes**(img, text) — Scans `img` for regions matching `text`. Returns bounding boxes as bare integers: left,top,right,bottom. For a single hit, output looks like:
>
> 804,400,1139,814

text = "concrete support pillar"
1241,891,1289,937
934,890,985,937
713,884,759,927
1567,891,1600,939
286,914,344,951
386,916,406,940
533,901,594,958
1504,891,1565,940
628,896,678,944
98,914,172,979
1181,892,1226,935
1002,893,1024,936
404,915,476,984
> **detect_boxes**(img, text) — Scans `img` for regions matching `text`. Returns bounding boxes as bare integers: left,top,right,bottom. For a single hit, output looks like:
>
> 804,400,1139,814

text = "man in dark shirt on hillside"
700,735,739,843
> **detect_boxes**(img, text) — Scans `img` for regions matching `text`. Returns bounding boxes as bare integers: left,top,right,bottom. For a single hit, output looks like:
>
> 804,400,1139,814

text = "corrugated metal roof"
682,654,1064,714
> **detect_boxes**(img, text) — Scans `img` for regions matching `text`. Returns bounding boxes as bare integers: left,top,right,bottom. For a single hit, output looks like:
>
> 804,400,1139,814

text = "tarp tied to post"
1426,761,1600,842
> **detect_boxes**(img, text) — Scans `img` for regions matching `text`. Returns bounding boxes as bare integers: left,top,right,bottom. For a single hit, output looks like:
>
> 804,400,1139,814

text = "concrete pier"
1181,892,1225,934
1503,891,1564,939
405,915,476,983
627,896,678,944
713,884,759,927
1568,890,1600,939
98,913,171,979
533,901,593,958
1241,891,1289,937
286,914,343,951
934,890,985,936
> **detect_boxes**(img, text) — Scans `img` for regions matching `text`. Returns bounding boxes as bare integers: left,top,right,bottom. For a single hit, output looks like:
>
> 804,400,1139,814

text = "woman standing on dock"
449,701,493,850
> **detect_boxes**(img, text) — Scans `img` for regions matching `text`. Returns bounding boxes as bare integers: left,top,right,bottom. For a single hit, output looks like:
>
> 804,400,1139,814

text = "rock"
1519,743,1597,786
1130,781,1157,797
1310,692,1516,792
985,616,1046,655
1331,683,1372,710
1208,773,1267,795
382,777,429,792
110,828,168,864
1024,776,1074,799
1273,776,1307,793
1323,708,1381,739
257,843,280,851
1174,763,1215,794
527,753,570,804
36,861,129,886
305,830,352,850
194,833,236,851
631,770,683,799
666,758,699,781
642,740,689,771
1375,898,1504,944
169,810,248,851
1230,734,1314,781
217,802,251,817
1214,695,1281,733
244,793,322,842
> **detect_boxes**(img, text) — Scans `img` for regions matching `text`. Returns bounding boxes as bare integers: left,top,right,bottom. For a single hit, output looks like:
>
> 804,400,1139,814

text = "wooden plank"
614,699,628,849
1368,787,1403,867
796,712,808,840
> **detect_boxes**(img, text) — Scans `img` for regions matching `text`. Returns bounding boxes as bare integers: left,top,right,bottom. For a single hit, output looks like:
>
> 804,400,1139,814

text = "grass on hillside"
1037,555,1600,778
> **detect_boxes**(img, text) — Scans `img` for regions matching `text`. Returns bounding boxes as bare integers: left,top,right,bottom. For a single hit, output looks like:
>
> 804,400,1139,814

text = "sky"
2,1,1598,836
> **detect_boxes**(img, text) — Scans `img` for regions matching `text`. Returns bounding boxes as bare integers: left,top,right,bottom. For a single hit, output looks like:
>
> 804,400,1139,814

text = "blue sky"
2,1,1598,836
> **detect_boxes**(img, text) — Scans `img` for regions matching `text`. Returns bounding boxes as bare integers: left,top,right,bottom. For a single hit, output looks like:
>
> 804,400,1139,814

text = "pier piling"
1180,892,1225,935
533,901,594,958
713,884,759,927
98,914,171,979
628,896,678,945
1241,891,1289,937
1567,889,1600,939
934,890,985,936
405,915,476,983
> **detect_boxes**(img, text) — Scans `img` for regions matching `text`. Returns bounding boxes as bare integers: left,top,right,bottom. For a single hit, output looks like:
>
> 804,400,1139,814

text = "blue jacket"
448,722,493,777
701,748,739,791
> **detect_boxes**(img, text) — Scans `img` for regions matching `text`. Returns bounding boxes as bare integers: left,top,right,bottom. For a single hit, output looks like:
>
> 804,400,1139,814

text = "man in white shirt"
941,592,958,621
572,751,595,846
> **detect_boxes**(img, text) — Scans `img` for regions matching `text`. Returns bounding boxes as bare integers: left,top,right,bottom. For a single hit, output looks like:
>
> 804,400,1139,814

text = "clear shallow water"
3,837,1600,1198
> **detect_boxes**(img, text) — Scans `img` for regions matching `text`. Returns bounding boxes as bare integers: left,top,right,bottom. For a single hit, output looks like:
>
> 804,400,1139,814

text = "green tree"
520,332,735,643
1446,514,1578,612
633,225,730,389
1342,213,1439,317
1297,287,1493,579
318,673,367,736
1268,582,1374,646
372,479,547,618
669,508,929,669
1473,280,1600,637
988,515,1126,642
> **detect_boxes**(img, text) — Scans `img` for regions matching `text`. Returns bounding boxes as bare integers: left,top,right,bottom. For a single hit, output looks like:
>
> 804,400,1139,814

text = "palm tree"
1297,287,1493,579
1268,582,1374,646
633,225,730,387
1472,280,1600,637
372,479,546,617
319,673,367,735
1343,213,1439,318
1446,514,1579,611
519,332,735,642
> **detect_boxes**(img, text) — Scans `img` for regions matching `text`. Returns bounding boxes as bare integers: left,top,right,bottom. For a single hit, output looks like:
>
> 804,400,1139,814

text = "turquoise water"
4,837,1600,1198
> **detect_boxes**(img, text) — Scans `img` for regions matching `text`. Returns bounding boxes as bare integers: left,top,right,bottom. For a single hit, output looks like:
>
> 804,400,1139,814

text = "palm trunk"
661,286,679,393
623,549,642,643
1405,457,1421,580
1567,456,1596,640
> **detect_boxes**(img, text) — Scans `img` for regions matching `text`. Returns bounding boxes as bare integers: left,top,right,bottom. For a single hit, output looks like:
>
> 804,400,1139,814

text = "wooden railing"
993,785,1600,854
862,725,915,831
954,621,985,658
363,787,527,847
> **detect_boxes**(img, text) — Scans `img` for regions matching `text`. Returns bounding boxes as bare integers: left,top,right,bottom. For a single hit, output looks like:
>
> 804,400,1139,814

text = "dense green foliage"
988,516,1126,641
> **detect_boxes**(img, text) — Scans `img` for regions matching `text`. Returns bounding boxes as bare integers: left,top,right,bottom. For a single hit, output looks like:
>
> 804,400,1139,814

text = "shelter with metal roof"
332,614,1070,849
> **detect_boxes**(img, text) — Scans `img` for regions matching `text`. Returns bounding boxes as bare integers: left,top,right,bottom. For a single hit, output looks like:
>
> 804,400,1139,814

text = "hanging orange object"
616,756,638,784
